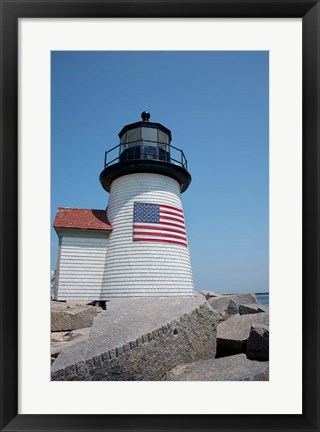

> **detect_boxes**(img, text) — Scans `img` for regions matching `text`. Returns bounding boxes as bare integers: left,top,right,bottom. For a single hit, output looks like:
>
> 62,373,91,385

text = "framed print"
0,1,319,431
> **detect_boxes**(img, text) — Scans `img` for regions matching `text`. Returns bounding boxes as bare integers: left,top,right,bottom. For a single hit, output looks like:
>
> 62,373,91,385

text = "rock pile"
205,292,269,361
217,311,269,358
51,301,102,332
51,292,269,381
207,293,266,320
51,301,102,364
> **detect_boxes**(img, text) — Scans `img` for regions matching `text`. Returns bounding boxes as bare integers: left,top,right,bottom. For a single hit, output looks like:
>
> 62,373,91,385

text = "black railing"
103,140,188,170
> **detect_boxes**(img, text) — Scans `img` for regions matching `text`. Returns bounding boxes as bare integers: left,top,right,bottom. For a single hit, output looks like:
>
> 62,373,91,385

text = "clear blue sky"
51,51,269,294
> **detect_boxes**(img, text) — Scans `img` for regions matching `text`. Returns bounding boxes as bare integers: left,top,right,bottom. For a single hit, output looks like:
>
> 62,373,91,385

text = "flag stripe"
159,221,185,230
134,231,187,240
160,204,183,214
160,208,184,217
133,237,188,247
160,216,185,226
160,210,185,222
134,224,186,235
134,230,187,240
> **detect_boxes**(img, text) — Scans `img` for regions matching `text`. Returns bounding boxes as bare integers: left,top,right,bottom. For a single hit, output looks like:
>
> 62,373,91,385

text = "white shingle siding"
56,231,109,301
101,173,194,298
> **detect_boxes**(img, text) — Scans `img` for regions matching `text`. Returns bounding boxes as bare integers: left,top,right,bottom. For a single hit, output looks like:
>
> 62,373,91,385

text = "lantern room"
118,111,171,163
100,111,191,193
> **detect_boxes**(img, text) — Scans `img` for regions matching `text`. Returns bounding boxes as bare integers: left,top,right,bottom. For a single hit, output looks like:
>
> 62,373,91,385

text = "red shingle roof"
53,207,112,231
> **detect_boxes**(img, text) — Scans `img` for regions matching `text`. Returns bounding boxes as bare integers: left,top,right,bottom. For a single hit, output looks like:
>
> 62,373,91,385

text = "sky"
51,51,269,294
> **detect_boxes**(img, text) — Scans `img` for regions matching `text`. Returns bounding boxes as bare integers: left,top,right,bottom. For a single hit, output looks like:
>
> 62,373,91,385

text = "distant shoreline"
196,291,269,296
224,292,269,296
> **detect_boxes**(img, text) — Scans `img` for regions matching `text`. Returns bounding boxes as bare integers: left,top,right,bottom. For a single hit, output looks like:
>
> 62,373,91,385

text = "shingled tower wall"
101,173,194,297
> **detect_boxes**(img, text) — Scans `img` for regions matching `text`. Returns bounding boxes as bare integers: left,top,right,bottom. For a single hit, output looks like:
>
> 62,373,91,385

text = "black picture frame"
1,1,319,431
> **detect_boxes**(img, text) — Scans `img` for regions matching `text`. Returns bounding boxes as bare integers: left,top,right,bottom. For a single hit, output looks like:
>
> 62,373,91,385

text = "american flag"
133,202,188,247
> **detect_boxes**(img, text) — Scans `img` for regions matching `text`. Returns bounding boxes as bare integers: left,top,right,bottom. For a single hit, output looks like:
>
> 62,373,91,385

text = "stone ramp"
52,297,219,381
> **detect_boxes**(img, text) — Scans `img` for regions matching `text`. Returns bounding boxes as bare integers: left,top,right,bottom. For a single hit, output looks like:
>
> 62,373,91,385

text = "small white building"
53,112,195,300
53,207,112,300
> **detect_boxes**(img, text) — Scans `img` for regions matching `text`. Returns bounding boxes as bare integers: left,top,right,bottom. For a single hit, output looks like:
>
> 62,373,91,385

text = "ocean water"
256,294,269,308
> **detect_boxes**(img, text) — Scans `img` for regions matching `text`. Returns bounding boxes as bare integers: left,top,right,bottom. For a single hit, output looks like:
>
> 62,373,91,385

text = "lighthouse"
53,112,194,301
99,111,194,298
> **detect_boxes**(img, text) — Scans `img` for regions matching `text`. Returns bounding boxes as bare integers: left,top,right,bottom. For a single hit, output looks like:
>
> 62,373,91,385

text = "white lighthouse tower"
99,111,194,298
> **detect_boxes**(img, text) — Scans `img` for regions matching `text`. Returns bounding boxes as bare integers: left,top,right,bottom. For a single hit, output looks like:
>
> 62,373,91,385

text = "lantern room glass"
141,127,157,144
119,125,170,163
127,128,141,146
